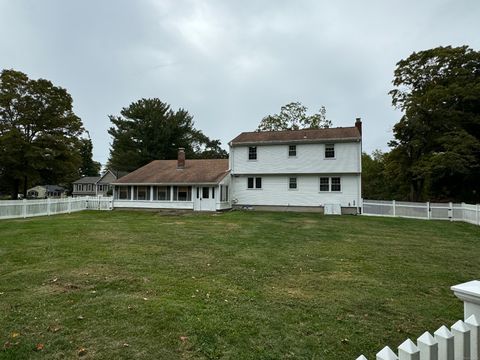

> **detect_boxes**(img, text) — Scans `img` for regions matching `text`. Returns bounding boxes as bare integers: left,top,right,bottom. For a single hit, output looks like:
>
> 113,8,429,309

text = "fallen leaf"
180,336,188,342
10,332,20,338
341,338,349,344
48,324,62,333
77,315,84,320
123,343,129,347
143,297,148,301
78,347,87,356
3,341,12,350
35,343,44,351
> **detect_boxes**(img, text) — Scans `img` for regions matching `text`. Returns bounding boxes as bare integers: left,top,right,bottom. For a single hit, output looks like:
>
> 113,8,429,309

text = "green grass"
0,211,478,359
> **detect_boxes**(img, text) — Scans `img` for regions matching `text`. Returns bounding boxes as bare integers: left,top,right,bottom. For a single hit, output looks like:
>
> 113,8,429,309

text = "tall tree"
79,135,101,177
388,46,480,202
107,98,227,172
0,69,85,199
257,102,332,131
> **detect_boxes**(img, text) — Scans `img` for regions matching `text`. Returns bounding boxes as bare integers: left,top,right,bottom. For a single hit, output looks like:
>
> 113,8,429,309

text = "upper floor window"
248,146,257,160
325,144,335,158
288,145,296,157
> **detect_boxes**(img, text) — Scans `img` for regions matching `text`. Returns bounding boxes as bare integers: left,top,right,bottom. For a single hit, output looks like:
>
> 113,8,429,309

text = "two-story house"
110,119,362,213
72,169,127,197
228,119,362,214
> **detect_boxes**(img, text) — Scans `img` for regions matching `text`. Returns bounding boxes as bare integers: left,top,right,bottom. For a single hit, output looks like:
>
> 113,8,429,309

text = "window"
173,186,192,201
319,177,341,192
212,187,215,199
247,177,262,189
202,187,210,199
289,177,297,189
220,185,229,202
117,186,131,200
289,145,296,157
135,186,150,200
331,177,341,192
325,144,335,158
155,186,170,201
320,177,330,192
248,146,257,160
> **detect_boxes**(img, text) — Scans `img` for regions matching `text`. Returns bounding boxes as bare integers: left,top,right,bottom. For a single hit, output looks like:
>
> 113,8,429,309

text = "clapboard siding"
230,142,361,175
232,174,360,207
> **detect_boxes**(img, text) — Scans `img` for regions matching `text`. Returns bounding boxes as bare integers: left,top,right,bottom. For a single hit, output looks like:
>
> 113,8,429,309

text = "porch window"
202,187,209,199
173,186,192,201
220,185,229,202
155,186,171,201
135,186,150,200
117,186,131,199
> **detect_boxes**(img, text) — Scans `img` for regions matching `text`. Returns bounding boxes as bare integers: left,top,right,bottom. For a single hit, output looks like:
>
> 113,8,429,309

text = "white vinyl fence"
356,280,480,360
362,200,480,226
0,196,113,220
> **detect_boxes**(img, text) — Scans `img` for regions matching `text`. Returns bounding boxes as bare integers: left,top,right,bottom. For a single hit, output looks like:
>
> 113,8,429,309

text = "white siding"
114,200,194,210
230,142,361,175
231,174,360,207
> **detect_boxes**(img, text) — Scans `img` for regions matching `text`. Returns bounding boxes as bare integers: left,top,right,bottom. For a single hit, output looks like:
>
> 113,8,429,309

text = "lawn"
0,211,478,359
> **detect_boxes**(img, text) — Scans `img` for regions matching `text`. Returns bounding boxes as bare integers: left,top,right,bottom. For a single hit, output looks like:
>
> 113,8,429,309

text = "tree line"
1,45,479,201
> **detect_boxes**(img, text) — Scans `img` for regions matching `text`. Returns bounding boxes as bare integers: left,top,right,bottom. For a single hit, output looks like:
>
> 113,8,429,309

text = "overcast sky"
1,0,479,164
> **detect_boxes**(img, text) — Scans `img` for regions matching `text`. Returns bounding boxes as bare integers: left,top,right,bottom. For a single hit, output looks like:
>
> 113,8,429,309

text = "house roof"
230,127,361,145
73,176,101,184
112,159,230,185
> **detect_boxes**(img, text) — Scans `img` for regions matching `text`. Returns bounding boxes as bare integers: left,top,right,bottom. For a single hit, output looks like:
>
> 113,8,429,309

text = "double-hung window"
247,177,262,189
325,144,335,158
289,177,297,190
248,146,257,160
288,145,296,157
319,177,341,192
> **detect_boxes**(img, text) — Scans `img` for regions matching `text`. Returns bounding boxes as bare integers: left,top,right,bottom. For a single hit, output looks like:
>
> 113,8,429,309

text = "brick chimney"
355,117,362,135
177,148,185,169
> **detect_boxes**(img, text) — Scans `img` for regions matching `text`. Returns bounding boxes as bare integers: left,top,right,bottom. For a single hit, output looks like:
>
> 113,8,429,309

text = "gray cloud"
1,0,479,164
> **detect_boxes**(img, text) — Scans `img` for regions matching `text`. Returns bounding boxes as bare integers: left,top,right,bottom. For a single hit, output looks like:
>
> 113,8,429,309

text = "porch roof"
112,159,230,185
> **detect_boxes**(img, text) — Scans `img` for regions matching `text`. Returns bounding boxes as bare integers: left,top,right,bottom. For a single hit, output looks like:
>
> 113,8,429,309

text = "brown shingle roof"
230,127,361,145
112,159,230,185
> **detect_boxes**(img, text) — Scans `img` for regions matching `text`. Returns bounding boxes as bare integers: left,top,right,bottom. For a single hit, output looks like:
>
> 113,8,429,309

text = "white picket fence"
0,196,113,220
356,280,480,360
362,200,480,226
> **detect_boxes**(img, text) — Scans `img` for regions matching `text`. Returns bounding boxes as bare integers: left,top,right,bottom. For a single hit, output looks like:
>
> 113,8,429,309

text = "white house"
110,119,362,213
111,149,231,212
72,169,127,197
228,119,362,214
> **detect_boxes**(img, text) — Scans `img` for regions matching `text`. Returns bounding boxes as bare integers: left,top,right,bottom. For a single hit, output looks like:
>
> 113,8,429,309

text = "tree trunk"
23,175,28,198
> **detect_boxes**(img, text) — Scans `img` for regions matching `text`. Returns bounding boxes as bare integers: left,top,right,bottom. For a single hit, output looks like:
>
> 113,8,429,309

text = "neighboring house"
72,170,127,197
110,119,362,213
111,149,231,211
228,119,362,214
27,185,66,198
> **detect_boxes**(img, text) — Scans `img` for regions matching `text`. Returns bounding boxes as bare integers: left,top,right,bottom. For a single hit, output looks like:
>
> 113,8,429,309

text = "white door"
194,186,216,211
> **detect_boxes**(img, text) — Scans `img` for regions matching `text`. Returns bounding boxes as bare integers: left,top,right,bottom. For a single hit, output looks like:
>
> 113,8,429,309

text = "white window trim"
288,145,297,158
288,177,298,190
324,143,336,160
247,176,262,190
319,176,342,193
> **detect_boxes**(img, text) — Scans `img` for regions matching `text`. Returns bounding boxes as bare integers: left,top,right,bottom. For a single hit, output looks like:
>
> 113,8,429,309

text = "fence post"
426,202,430,220
465,315,479,360
433,325,454,360
451,320,471,360
397,338,420,360
393,200,396,217
22,198,27,218
67,197,71,213
448,202,453,221
477,204,479,226
462,202,466,222
47,198,51,216
417,331,438,360
451,280,480,321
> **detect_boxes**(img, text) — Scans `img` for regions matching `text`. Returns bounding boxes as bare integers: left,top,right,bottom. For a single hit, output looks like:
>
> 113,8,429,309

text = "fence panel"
362,200,479,226
0,196,113,220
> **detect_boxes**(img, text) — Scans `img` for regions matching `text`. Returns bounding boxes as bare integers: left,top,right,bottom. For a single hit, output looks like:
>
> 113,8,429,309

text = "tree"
0,69,85,199
107,98,227,172
257,102,332,131
388,46,480,202
79,135,101,177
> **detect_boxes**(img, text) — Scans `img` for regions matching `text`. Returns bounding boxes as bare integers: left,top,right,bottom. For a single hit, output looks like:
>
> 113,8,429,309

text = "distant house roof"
73,176,101,184
230,127,361,145
45,185,65,192
112,159,230,185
